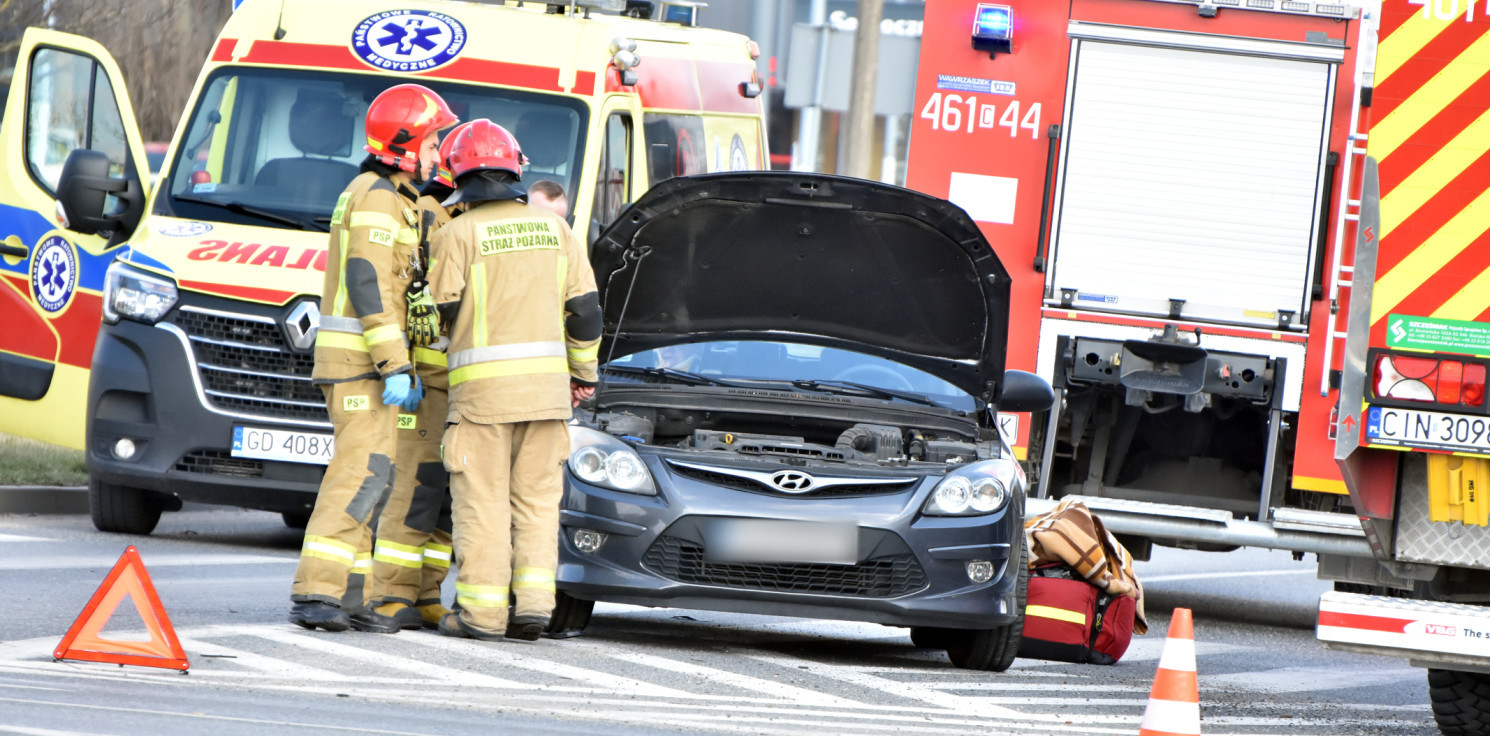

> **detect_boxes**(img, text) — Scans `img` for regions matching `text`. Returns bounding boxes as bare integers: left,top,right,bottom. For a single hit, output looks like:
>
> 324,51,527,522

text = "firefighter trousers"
290,378,400,606
443,419,568,635
368,387,454,607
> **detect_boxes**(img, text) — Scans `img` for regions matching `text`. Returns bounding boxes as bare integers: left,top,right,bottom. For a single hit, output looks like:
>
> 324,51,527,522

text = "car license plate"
707,519,858,565
232,426,335,465
1365,406,1490,454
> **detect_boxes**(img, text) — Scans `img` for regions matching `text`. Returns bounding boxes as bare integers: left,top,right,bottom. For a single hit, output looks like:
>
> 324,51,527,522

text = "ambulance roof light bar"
1151,0,1357,18
971,4,1013,58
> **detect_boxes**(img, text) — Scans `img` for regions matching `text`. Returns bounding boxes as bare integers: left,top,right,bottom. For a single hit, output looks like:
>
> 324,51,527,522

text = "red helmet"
433,121,474,188
364,84,459,173
445,119,528,182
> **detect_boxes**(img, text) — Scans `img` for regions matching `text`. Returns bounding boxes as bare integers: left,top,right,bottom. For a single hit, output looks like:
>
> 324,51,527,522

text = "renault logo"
284,300,321,352
769,470,815,493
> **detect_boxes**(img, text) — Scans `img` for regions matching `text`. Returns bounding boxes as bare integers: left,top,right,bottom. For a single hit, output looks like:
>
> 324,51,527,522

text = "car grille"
175,449,263,478
667,463,917,498
642,534,927,598
172,306,327,423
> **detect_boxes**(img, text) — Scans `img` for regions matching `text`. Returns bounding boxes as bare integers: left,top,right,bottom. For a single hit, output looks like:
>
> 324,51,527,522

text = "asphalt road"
0,508,1440,735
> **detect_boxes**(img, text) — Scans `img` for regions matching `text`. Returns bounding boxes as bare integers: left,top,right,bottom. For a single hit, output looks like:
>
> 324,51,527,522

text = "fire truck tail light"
1465,365,1486,407
1374,353,1488,408
1440,361,1463,405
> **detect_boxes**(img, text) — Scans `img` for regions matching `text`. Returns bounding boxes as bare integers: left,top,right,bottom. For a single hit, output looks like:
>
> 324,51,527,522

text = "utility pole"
840,0,883,179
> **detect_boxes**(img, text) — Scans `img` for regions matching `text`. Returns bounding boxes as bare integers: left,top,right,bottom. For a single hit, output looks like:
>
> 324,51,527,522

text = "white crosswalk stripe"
0,621,1436,735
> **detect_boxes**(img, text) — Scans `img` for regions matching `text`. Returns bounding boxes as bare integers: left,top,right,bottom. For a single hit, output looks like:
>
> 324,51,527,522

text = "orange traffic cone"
1139,607,1199,736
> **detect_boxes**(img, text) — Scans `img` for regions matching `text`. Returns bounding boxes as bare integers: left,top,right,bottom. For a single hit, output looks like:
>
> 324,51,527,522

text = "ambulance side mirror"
56,149,144,244
998,370,1055,412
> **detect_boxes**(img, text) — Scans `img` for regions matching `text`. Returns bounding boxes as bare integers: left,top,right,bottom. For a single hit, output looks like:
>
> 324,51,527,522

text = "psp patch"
352,10,467,73
30,235,77,314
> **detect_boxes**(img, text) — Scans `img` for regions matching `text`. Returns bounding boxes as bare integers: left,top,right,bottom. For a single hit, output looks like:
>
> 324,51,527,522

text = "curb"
0,485,88,515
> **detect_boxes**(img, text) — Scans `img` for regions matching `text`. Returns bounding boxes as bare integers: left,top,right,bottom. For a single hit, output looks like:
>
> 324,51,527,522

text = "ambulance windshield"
157,68,588,230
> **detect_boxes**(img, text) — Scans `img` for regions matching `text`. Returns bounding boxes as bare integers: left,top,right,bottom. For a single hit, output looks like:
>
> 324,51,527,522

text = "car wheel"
546,591,594,638
945,537,1028,672
89,477,164,535
1429,668,1490,736
909,627,955,649
282,511,311,530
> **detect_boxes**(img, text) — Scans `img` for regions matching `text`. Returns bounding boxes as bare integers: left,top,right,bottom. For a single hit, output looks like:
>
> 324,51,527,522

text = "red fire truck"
905,0,1490,728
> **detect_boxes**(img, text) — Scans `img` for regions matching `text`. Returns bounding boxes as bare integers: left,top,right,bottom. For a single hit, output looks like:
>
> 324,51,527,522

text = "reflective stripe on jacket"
428,199,600,424
312,171,422,383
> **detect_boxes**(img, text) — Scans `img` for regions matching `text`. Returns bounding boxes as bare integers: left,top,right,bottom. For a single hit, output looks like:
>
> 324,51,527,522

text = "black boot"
505,614,549,642
289,601,350,632
437,612,505,641
349,607,402,633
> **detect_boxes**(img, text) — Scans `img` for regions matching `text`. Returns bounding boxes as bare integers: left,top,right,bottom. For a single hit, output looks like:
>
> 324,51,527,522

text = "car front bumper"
557,454,1023,630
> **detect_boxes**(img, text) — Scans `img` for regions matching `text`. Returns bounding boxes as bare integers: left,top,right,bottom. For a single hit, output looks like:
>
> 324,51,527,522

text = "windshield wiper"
601,365,753,389
787,379,941,407
174,195,328,232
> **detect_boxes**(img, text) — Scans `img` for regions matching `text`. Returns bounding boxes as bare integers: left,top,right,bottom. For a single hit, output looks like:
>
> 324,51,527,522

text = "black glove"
406,281,440,348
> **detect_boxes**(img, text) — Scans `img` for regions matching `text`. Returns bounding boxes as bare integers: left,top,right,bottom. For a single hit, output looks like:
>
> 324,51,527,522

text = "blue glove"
382,374,420,411
401,376,424,413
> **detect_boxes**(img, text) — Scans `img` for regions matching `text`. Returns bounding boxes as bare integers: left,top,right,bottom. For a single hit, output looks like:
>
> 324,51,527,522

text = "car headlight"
922,456,1019,516
103,260,177,324
568,426,657,495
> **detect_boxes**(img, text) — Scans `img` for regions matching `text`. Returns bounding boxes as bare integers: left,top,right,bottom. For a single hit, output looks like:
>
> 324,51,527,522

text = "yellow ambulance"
0,0,765,533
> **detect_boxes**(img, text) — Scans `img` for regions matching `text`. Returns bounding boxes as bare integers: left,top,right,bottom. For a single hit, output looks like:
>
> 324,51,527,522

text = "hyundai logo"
769,470,815,493
284,300,321,352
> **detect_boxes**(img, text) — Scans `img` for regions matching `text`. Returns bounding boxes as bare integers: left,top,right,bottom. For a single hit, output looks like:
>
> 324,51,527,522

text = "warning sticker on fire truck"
1387,314,1490,357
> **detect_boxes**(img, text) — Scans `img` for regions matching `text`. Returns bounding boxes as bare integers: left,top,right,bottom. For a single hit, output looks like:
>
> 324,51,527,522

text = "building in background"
696,0,925,184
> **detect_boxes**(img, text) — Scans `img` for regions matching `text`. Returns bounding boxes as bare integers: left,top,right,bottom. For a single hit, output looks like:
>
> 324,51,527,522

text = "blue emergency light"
971,3,1013,58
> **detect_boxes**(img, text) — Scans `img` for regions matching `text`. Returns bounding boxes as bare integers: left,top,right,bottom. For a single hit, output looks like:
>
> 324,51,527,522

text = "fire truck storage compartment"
1047,25,1341,329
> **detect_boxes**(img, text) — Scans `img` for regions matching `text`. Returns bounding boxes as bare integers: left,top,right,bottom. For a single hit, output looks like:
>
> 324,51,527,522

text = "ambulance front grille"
642,535,927,598
173,307,328,423
175,449,263,478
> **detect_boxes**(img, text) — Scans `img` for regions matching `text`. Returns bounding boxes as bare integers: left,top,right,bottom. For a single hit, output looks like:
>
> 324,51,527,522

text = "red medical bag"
1017,565,1136,665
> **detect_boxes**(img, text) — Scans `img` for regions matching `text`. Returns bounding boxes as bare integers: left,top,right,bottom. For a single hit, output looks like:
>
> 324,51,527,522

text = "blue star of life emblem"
352,10,467,72
31,235,77,314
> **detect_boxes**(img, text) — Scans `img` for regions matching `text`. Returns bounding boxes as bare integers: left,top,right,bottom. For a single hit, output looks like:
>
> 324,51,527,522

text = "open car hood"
590,173,1012,401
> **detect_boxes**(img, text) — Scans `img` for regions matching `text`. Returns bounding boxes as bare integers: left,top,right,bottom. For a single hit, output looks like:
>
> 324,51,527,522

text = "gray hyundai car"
551,172,1053,671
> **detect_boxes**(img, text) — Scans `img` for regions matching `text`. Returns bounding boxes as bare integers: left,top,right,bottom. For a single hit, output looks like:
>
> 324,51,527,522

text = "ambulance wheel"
946,538,1028,672
281,512,310,529
546,591,594,638
909,627,954,649
1429,668,1490,735
89,478,163,535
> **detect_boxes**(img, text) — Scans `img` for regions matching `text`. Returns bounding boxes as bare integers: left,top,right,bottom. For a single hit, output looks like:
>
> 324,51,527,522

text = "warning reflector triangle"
54,545,189,671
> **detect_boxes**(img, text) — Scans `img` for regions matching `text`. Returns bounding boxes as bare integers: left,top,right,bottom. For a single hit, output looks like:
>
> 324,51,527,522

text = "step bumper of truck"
1318,590,1490,673
1026,494,1373,558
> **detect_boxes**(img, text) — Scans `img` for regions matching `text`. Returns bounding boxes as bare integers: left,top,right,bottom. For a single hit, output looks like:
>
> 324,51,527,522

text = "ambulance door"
585,97,644,244
0,28,148,449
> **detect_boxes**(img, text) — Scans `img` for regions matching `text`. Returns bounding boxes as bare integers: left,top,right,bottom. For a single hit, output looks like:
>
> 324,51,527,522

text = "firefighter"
426,119,601,641
364,122,473,630
289,83,458,633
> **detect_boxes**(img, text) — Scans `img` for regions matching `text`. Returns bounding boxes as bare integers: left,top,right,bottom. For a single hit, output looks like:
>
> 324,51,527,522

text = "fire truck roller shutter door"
1048,34,1339,328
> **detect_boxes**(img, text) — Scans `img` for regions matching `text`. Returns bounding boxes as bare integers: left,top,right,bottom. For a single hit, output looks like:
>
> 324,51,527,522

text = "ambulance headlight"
568,426,656,495
923,458,1017,516
103,260,178,324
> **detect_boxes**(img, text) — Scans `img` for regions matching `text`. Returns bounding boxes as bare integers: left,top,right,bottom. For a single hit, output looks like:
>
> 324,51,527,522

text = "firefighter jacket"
313,171,425,384
411,195,453,391
428,199,601,424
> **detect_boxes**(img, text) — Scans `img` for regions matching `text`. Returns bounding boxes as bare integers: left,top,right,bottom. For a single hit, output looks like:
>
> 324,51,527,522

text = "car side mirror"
998,369,1055,412
56,149,144,245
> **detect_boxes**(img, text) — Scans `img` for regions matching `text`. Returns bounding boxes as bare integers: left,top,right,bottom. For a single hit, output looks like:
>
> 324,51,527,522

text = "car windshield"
606,341,978,412
156,68,588,230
